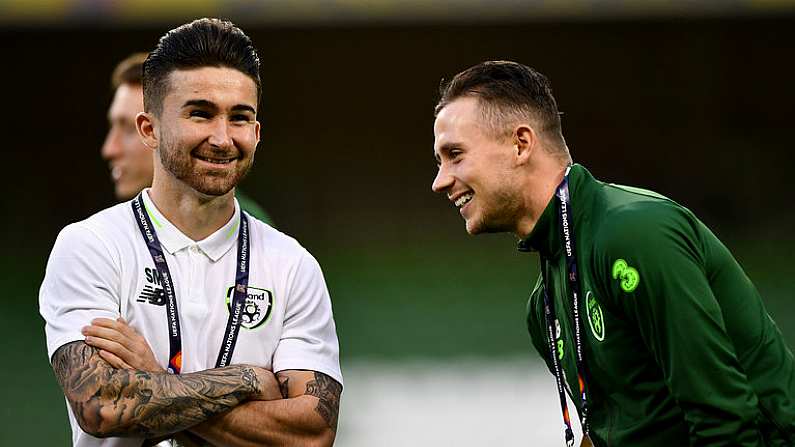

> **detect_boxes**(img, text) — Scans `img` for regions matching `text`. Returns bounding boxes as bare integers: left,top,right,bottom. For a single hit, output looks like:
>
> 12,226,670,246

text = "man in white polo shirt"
39,18,342,447
101,52,275,226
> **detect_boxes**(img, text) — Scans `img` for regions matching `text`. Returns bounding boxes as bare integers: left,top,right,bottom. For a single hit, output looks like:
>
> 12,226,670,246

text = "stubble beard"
467,186,521,235
159,134,253,197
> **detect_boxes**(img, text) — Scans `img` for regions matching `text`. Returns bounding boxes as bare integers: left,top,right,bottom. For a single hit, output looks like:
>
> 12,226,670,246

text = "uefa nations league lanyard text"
540,168,593,447
131,192,251,374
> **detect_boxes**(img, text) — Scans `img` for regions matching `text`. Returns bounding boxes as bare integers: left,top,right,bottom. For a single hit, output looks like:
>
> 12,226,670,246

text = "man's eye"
231,114,251,122
189,110,211,118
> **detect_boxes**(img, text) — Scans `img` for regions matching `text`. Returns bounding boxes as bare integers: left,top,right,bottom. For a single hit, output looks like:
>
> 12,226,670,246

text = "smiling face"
432,96,525,235
140,66,260,197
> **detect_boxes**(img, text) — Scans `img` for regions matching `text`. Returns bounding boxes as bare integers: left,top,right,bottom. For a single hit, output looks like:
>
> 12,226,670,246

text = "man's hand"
82,317,283,401
52,341,270,439
190,369,342,447
83,317,164,372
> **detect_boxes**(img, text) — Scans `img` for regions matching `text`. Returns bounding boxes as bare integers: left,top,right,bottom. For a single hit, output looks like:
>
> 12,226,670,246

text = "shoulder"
593,186,700,257
52,202,134,257
587,187,709,299
81,201,135,236
246,214,319,268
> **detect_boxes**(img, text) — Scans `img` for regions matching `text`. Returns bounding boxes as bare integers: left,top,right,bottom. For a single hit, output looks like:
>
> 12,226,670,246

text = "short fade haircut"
436,61,567,154
111,53,147,89
143,18,261,115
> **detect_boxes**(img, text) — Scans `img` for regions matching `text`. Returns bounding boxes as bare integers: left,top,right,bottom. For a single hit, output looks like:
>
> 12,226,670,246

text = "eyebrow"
231,104,257,114
182,99,216,110
182,99,256,114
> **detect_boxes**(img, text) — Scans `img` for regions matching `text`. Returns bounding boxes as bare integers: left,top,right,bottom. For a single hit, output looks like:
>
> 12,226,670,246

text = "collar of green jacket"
517,163,595,258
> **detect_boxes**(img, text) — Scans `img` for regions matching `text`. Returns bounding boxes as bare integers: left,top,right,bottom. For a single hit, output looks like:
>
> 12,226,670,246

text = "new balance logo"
138,267,166,306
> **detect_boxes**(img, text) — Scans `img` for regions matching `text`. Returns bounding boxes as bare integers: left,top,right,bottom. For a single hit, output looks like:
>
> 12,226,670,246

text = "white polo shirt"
39,190,342,447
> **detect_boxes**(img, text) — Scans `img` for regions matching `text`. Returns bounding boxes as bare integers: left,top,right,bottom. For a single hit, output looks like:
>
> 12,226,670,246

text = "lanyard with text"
540,168,592,446
131,192,251,374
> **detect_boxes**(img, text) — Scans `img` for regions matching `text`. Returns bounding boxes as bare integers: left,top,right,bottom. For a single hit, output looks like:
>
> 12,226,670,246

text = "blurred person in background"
431,60,795,446
103,52,273,224
41,18,341,447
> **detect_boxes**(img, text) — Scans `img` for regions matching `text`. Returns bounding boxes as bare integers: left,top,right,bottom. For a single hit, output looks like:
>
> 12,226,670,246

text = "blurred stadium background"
1,0,794,445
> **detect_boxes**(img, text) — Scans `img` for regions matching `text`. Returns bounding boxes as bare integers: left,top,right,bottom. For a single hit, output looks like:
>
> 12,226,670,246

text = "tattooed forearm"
304,372,342,432
278,376,290,399
51,341,260,438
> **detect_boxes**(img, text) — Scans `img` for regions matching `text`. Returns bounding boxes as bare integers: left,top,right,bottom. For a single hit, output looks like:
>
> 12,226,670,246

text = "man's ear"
514,124,538,165
136,111,159,150
255,120,261,147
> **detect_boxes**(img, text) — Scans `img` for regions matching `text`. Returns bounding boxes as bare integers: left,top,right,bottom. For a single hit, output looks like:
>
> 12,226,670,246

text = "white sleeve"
272,251,343,386
39,223,122,361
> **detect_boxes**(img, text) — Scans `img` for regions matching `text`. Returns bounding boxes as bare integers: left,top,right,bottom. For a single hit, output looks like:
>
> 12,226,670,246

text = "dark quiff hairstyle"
111,53,147,89
143,18,261,115
436,61,567,153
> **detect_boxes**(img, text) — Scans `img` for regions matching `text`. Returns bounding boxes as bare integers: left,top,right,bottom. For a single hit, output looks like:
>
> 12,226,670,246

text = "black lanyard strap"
540,170,591,445
216,213,250,368
131,192,251,374
541,259,576,447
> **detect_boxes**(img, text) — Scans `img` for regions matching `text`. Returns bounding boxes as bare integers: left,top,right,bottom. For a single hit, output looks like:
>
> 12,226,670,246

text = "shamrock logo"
586,292,605,341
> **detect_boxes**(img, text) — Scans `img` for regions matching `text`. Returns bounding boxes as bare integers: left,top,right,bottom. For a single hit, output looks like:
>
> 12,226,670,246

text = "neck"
149,175,236,242
514,159,569,240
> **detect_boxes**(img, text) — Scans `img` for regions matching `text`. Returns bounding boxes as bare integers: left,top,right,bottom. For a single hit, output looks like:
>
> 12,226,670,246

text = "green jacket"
522,164,795,446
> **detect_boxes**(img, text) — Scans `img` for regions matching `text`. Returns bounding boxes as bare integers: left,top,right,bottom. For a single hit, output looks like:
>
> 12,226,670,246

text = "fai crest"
586,291,605,342
225,286,273,330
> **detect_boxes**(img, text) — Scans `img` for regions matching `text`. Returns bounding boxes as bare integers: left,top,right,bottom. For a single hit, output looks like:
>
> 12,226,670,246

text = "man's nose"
101,129,121,160
432,166,454,193
208,119,234,148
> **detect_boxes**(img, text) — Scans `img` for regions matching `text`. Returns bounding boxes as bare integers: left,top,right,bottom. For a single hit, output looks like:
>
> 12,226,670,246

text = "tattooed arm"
83,317,340,446
189,369,342,447
51,341,280,439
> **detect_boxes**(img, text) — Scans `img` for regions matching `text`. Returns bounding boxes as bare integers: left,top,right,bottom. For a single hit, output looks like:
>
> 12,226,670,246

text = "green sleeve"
235,189,274,226
593,203,763,446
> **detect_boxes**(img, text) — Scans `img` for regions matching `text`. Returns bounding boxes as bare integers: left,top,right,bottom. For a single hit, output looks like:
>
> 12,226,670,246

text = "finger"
82,325,129,345
83,323,122,336
99,349,134,370
113,316,142,339
92,318,137,339
85,335,134,360
92,318,137,340
90,318,121,329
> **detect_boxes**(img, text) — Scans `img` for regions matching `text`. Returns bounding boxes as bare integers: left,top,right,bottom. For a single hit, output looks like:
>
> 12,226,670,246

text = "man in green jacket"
431,60,794,446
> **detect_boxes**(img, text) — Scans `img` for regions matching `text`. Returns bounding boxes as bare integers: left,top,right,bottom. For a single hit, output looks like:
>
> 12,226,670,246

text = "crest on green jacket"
586,291,605,341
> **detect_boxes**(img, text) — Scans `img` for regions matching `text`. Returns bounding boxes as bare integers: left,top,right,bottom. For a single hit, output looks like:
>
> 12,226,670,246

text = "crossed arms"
52,320,342,446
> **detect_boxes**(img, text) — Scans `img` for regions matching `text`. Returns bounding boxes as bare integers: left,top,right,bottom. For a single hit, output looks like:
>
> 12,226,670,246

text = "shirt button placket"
188,245,200,302
188,245,210,367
